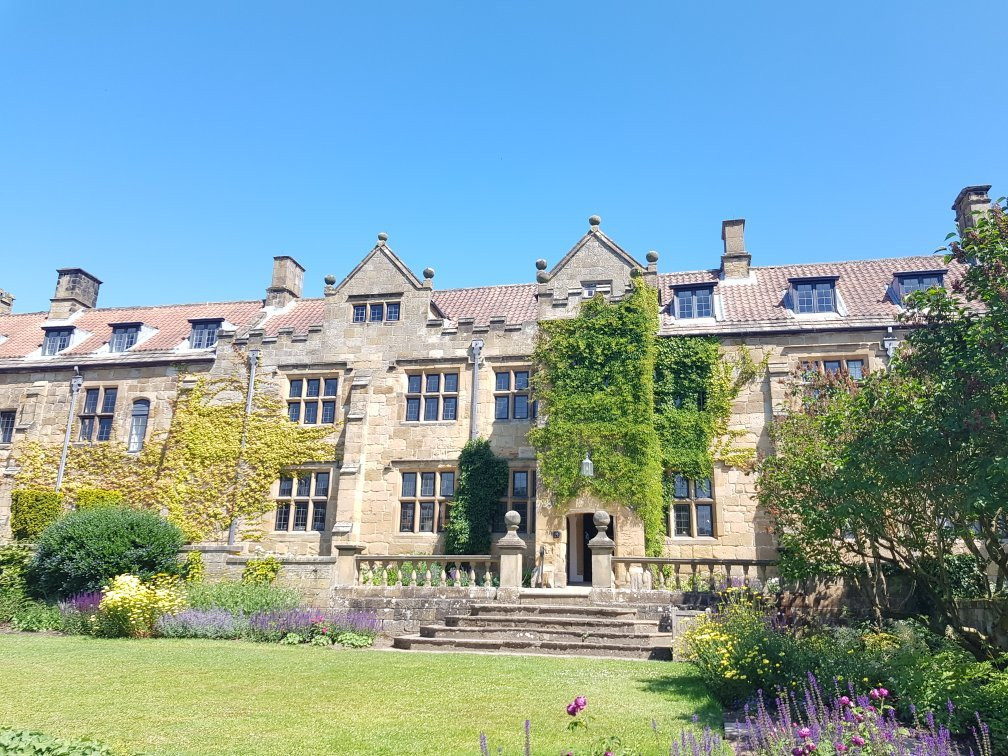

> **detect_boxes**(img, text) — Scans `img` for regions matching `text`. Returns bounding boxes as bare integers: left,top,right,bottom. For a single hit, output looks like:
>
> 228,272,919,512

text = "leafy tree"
443,439,509,555
758,198,1008,656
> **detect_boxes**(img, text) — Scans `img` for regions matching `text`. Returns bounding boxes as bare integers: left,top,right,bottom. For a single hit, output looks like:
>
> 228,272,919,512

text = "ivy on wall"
14,352,335,542
443,439,509,555
530,279,765,555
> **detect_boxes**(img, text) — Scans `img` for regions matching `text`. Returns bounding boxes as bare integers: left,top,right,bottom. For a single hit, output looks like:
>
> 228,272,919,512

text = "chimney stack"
720,219,751,279
266,256,305,308
952,185,992,233
49,268,101,319
0,289,13,315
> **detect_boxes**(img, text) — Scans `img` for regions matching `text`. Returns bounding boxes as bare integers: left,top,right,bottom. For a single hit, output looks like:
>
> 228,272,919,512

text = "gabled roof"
334,240,425,292
547,228,645,280
658,254,968,334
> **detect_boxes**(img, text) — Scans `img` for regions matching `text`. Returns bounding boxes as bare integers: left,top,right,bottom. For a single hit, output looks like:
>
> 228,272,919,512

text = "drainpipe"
55,367,83,492
469,339,484,440
227,349,260,545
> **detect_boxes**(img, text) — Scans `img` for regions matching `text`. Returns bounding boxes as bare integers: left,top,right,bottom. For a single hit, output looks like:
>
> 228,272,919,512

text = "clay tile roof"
658,254,968,334
260,299,325,336
0,301,265,359
433,284,538,326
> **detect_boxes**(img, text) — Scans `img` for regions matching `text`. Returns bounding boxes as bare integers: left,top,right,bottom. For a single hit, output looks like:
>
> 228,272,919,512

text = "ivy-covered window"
792,280,836,314
109,324,140,352
674,287,713,319
405,371,459,422
127,399,149,452
274,471,330,532
0,410,14,443
493,369,537,421
493,469,536,535
287,376,339,425
895,272,944,303
398,469,454,534
800,358,865,380
42,327,73,356
189,320,222,349
670,474,715,538
79,386,117,442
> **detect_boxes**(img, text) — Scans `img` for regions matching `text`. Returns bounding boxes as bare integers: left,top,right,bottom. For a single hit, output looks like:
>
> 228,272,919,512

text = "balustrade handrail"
354,554,496,564
612,557,777,567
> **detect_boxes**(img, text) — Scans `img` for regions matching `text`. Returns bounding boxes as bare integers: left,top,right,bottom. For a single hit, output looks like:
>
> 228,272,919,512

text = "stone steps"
392,634,673,660
393,598,674,659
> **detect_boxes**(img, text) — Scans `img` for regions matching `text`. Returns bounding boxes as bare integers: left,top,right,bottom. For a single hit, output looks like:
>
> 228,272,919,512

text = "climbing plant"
443,438,509,555
530,279,765,555
14,352,335,542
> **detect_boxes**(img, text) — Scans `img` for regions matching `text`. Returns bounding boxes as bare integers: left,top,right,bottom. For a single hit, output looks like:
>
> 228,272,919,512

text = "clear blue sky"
1,2,1005,313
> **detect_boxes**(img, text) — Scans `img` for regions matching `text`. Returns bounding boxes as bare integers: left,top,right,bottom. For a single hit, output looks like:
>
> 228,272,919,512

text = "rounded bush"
28,507,183,599
10,488,64,542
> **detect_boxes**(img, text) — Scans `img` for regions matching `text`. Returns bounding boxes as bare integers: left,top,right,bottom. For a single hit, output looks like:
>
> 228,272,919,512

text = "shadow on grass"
637,667,724,728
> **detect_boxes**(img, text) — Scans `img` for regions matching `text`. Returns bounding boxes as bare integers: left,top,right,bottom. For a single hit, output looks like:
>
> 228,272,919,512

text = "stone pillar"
496,510,527,592
333,543,366,587
588,510,615,590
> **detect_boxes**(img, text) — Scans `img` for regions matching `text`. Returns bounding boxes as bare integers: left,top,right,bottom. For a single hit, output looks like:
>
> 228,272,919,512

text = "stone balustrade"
355,555,499,588
610,556,779,591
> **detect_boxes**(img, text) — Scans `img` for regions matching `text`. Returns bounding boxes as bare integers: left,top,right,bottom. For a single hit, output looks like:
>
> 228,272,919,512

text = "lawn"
0,634,720,755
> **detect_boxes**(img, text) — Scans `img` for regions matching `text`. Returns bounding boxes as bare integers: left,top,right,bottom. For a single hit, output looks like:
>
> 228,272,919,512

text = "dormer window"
42,327,73,356
109,324,140,352
792,279,837,314
189,320,222,349
895,272,944,303
675,287,713,319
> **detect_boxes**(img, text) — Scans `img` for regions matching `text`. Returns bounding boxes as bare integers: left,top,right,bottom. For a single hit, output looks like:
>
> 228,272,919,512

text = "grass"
0,634,720,755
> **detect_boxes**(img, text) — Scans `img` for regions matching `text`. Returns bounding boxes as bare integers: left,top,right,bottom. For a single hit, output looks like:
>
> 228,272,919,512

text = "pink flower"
878,687,889,698
798,727,813,740
566,703,578,716
852,735,866,747
838,696,851,707
805,744,817,753
574,696,587,711
870,688,880,699
835,744,847,753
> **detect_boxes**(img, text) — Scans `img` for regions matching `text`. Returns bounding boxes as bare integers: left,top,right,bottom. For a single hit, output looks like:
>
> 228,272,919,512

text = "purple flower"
792,748,804,756
852,735,866,746
798,727,812,740
834,744,847,753
574,696,587,711
946,699,955,715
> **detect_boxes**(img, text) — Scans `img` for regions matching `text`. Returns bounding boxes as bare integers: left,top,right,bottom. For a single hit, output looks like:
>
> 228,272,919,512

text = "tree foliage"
443,438,509,555
758,198,1008,655
14,354,335,542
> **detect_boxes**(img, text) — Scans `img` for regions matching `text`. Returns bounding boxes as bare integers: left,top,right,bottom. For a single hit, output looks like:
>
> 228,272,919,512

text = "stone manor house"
0,186,991,586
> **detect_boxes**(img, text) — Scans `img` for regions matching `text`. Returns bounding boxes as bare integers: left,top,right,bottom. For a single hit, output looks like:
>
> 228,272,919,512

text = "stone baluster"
425,564,433,586
725,562,733,589
483,560,493,587
409,566,418,587
707,563,715,592
379,561,388,587
742,563,751,587
588,510,615,590
674,563,682,591
467,564,476,586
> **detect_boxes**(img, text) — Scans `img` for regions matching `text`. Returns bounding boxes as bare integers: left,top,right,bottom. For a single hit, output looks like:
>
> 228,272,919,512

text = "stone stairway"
392,595,674,659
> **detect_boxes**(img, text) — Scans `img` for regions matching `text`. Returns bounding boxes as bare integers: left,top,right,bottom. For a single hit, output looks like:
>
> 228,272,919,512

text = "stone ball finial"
646,250,659,263
423,267,435,280
504,510,521,529
377,232,388,242
535,258,548,271
588,215,601,227
536,271,549,284
630,268,642,278
324,274,336,286
593,510,611,530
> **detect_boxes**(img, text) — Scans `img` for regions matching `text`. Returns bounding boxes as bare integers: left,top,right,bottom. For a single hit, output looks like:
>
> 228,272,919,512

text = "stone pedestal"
496,510,527,589
588,510,615,590
333,543,366,586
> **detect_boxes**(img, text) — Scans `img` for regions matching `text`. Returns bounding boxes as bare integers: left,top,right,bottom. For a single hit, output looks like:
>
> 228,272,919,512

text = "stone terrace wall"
328,586,497,634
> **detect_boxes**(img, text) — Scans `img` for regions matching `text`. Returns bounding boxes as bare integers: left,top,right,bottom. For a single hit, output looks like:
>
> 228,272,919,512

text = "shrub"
10,488,63,542
186,580,300,614
28,507,183,598
0,544,34,623
0,727,118,756
242,555,281,585
73,487,125,511
94,573,186,638
154,608,244,639
179,550,205,583
11,602,62,632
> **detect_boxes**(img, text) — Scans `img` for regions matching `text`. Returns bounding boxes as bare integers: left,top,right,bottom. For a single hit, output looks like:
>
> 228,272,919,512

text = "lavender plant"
154,608,246,639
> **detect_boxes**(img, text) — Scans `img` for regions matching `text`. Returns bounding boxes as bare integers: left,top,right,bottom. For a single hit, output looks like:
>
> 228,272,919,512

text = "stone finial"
423,267,435,280
505,510,521,530
588,215,601,228
496,509,527,551
377,232,389,243
646,250,659,263
630,268,642,278
324,274,337,286
593,510,610,530
536,271,549,284
535,258,548,270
